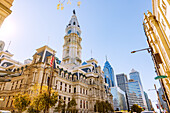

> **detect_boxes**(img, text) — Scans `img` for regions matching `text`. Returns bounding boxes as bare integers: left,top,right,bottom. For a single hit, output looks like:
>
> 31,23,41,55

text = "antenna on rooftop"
91,49,93,58
106,55,108,61
7,41,11,51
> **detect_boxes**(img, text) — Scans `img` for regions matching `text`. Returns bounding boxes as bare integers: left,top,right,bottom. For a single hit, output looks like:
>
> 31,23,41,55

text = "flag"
156,104,159,109
50,56,54,67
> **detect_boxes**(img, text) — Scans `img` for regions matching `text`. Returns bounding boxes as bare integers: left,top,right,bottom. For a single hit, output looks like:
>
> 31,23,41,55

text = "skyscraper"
111,87,127,110
126,79,147,109
144,91,151,111
116,73,128,92
127,69,147,109
129,69,143,89
103,60,116,87
158,87,169,112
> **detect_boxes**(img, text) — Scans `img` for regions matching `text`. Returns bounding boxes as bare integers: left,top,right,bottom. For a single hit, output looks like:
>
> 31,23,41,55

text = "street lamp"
131,48,151,54
148,84,162,113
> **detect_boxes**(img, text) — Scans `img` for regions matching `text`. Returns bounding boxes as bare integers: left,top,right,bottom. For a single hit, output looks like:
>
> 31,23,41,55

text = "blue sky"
0,0,161,111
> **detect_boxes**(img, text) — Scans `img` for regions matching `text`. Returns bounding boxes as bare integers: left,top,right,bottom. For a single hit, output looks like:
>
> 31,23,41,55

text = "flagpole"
47,51,55,113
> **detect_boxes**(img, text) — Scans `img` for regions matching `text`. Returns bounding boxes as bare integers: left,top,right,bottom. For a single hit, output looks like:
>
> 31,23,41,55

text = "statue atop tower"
61,10,82,69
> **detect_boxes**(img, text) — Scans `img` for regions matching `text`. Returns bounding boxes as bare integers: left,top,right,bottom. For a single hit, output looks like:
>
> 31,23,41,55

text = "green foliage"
54,99,64,113
13,93,31,112
27,105,39,113
31,91,58,112
131,104,143,113
67,98,77,113
94,100,114,113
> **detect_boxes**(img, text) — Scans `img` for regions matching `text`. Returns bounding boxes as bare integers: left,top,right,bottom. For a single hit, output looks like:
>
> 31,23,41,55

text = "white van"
0,110,11,113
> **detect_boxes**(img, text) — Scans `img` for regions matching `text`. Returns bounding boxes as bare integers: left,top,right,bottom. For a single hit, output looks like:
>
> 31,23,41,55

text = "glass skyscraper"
111,87,127,110
116,73,128,92
103,60,116,87
126,79,147,109
158,87,169,112
129,69,143,89
144,91,151,111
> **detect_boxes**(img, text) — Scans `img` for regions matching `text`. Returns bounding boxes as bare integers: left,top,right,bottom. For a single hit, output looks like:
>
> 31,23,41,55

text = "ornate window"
68,30,71,34
60,82,62,91
65,84,67,92
80,100,82,108
69,85,71,93
73,22,76,25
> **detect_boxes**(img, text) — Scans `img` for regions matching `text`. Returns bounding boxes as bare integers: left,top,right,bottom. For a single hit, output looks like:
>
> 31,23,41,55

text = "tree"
27,105,39,113
13,93,31,113
31,91,58,113
94,101,113,113
67,98,77,113
131,104,143,113
54,99,64,113
105,101,114,112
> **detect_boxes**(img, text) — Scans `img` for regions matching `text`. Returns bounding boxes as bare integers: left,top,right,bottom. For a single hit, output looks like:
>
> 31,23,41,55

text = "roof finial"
106,55,108,61
73,9,76,15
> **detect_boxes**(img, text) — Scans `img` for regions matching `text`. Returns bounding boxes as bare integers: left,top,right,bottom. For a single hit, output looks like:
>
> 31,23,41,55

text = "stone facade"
143,0,170,109
0,11,113,113
0,0,14,27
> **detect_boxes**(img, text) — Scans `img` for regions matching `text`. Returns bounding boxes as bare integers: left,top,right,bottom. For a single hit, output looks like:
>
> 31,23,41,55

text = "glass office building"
129,69,143,89
116,73,128,92
158,87,169,112
144,91,151,111
111,86,127,110
126,79,147,109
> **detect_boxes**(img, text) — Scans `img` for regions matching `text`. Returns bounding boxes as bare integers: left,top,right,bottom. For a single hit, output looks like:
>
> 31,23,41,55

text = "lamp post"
148,84,162,113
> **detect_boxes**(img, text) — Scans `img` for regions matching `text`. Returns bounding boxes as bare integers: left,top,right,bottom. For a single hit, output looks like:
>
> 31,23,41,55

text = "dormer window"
68,30,71,34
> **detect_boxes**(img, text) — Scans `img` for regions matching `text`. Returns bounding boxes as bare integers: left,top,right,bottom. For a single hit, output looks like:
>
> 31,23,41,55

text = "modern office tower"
103,60,116,87
129,69,143,89
111,87,127,111
116,73,128,92
144,91,151,111
158,87,169,112
126,79,147,109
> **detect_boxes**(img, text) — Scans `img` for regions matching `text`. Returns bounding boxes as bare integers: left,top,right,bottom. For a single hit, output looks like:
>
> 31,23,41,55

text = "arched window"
90,79,92,85
68,30,71,34
73,22,76,25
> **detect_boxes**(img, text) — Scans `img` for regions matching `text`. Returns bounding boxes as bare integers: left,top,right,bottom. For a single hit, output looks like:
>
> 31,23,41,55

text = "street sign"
154,75,167,80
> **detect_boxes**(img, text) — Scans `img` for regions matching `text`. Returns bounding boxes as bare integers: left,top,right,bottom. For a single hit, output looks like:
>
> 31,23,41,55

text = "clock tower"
61,10,82,69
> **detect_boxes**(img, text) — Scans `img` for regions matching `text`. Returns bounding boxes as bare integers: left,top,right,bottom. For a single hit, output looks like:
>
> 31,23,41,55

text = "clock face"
68,30,71,34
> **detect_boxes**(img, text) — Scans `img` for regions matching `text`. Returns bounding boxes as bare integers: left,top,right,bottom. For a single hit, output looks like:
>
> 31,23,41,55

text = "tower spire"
61,11,82,69
106,55,108,61
73,9,76,15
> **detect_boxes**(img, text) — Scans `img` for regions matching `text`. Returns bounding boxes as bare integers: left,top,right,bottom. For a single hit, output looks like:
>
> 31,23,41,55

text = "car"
141,111,154,113
0,110,11,113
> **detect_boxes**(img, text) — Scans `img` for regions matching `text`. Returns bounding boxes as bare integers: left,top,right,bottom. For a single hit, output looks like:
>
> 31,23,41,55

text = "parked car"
141,111,154,113
0,110,11,113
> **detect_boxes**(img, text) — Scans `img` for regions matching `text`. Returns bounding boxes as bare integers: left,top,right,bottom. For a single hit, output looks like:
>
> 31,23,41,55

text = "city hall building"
0,11,113,113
